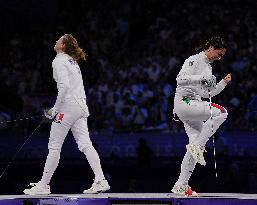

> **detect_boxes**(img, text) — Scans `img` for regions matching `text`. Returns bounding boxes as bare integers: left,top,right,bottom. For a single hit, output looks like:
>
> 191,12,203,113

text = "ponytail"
62,34,88,63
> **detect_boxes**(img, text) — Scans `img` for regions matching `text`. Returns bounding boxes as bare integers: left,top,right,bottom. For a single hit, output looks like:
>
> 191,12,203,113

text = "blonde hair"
62,34,87,62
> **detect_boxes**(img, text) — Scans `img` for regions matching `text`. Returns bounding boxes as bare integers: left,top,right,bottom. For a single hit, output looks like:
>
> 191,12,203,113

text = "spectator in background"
0,0,256,133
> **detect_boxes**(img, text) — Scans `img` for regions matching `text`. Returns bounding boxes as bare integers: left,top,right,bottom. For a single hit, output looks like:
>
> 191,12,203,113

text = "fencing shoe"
186,144,206,166
23,182,51,195
83,179,110,194
172,183,198,197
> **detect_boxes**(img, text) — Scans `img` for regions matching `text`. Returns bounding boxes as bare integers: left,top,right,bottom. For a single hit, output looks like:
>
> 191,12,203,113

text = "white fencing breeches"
41,99,105,185
174,96,228,186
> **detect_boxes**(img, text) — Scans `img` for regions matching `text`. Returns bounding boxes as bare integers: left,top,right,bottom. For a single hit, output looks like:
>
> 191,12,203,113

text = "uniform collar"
199,51,210,64
56,52,69,58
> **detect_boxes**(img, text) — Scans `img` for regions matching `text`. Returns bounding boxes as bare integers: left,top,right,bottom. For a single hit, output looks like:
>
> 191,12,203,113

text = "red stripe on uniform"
58,113,64,121
211,103,226,113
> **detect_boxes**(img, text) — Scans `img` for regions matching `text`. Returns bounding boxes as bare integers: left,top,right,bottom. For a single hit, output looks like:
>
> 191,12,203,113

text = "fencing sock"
83,146,105,182
40,149,60,185
176,151,196,186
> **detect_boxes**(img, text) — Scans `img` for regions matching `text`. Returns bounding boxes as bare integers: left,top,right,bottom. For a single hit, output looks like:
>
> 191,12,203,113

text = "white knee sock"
83,146,105,182
40,150,60,185
176,151,196,186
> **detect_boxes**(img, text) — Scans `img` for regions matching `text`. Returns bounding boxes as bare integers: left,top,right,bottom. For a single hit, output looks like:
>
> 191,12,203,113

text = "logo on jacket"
68,59,76,65
189,61,194,66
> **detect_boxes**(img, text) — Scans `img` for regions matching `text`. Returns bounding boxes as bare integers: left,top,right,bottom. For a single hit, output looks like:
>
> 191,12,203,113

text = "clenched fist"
224,73,232,84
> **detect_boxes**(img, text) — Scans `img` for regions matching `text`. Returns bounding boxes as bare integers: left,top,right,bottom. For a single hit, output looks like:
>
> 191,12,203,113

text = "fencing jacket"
52,52,89,116
175,51,226,99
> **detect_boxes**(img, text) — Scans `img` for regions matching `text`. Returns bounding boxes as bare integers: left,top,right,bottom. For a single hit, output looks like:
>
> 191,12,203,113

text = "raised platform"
1,193,257,205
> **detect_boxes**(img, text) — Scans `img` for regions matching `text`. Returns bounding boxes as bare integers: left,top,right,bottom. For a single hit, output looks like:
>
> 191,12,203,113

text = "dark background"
0,0,256,194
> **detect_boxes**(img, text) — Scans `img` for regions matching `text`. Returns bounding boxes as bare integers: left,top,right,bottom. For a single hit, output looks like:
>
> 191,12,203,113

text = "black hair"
196,36,227,52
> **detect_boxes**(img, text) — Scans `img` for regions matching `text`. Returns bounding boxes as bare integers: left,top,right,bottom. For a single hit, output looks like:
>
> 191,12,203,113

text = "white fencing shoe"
186,144,206,166
172,183,198,197
83,179,110,194
23,182,51,195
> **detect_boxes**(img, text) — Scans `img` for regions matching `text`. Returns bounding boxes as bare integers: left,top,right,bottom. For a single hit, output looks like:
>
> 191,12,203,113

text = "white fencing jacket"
175,51,226,99
52,52,89,115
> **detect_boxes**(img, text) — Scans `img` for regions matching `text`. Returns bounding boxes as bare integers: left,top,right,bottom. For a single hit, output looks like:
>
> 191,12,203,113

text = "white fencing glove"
44,107,58,120
200,75,216,88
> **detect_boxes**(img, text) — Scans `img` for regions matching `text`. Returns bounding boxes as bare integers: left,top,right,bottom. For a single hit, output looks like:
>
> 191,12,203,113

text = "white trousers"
40,98,105,185
174,95,228,186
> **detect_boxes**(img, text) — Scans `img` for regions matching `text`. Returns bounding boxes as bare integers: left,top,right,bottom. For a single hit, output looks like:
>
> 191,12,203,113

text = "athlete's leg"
175,120,203,186
193,103,228,146
71,117,105,182
71,117,110,193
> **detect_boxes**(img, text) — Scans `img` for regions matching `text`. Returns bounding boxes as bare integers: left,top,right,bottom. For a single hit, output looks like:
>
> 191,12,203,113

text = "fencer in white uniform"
171,37,231,196
24,34,110,195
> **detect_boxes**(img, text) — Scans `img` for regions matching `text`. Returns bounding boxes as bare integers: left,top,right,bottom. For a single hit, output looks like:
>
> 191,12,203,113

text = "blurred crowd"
0,0,256,133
